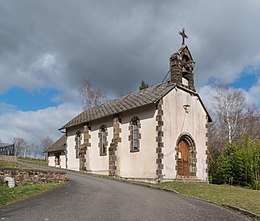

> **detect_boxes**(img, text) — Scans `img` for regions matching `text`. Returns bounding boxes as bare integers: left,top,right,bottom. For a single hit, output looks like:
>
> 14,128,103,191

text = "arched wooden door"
177,140,190,176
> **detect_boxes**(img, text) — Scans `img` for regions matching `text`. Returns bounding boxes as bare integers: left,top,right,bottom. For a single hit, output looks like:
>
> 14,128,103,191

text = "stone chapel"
47,32,212,182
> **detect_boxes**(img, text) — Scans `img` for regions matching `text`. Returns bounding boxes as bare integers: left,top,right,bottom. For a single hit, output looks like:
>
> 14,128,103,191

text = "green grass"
0,160,31,169
153,182,260,215
18,157,48,167
1,158,64,207
0,183,62,207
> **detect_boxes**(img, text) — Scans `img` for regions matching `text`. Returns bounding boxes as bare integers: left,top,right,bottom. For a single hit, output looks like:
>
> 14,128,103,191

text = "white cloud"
197,85,215,113
0,103,80,144
0,103,17,114
34,53,56,69
198,78,260,122
245,79,260,106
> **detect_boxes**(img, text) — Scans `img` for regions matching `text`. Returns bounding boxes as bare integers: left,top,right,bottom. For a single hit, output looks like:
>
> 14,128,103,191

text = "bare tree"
41,136,54,159
80,79,107,109
13,137,27,157
209,81,260,151
207,81,260,185
212,82,246,144
241,105,260,141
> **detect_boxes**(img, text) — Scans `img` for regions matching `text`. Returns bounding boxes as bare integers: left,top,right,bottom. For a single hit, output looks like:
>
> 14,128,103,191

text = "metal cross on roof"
179,28,188,45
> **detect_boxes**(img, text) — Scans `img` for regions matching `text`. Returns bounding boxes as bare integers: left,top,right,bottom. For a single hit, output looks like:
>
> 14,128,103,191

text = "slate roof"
45,135,66,153
60,82,178,130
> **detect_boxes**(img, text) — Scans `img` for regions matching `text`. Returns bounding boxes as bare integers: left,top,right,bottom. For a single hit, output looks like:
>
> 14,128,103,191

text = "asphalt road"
0,170,248,221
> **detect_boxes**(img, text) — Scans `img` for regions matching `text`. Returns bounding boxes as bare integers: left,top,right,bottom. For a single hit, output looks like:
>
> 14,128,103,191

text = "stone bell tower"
170,29,196,92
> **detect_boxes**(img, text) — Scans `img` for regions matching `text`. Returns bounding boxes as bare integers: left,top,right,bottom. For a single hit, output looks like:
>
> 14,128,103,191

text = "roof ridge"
60,82,174,130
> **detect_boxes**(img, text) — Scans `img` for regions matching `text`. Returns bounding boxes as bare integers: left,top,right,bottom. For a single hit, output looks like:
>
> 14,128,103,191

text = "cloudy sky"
0,0,260,146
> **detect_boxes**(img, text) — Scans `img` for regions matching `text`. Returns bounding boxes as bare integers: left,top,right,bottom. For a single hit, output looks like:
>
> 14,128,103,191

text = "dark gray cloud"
0,0,260,98
1,0,260,144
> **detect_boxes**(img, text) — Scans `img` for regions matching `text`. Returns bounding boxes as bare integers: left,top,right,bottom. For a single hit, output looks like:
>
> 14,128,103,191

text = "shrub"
209,135,260,190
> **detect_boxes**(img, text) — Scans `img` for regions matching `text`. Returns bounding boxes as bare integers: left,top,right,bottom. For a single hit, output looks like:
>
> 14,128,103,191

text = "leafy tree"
220,143,246,186
210,135,260,189
241,136,260,189
139,80,149,91
208,147,223,184
252,143,260,189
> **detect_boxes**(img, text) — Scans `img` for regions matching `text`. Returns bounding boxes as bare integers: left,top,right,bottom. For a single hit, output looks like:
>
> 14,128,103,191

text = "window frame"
129,116,141,152
75,131,81,158
99,125,108,156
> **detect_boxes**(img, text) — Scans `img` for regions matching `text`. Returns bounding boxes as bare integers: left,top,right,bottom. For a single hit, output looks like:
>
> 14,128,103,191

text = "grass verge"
18,157,48,167
0,183,63,207
0,160,31,169
153,182,260,215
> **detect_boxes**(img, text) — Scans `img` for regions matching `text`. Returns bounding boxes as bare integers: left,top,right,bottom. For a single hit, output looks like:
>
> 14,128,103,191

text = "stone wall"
0,168,67,185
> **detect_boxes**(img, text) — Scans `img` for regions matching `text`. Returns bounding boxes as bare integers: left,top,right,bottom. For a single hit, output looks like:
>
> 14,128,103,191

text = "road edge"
71,170,260,220
26,164,260,220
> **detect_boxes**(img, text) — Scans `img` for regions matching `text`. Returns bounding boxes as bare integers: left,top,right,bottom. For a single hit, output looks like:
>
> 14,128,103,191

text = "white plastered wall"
48,155,55,167
67,105,158,179
60,154,66,169
66,125,81,171
162,88,208,181
117,105,158,179
86,117,113,175
48,153,66,169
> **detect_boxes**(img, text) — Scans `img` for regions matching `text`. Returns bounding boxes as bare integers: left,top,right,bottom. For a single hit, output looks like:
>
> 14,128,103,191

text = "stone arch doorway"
177,140,190,176
176,134,197,177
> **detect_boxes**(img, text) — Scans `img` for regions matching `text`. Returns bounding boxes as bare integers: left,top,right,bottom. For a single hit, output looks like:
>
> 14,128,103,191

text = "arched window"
129,116,141,152
99,125,107,156
75,131,81,158
182,54,189,62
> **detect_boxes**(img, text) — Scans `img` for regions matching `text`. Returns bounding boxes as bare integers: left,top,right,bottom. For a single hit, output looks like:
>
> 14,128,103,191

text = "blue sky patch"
206,68,258,91
232,65,259,90
0,87,61,111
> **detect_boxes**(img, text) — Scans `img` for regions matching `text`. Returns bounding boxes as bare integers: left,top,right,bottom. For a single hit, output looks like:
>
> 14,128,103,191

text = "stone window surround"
82,125,91,148
129,116,141,153
175,133,197,177
109,116,121,176
79,125,91,171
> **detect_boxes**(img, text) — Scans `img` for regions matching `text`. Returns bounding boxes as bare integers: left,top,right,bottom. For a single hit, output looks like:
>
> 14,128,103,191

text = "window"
129,116,140,152
99,125,107,156
75,131,81,158
133,120,139,151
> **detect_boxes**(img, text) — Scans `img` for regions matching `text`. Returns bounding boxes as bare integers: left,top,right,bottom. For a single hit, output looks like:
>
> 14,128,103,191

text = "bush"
209,136,260,189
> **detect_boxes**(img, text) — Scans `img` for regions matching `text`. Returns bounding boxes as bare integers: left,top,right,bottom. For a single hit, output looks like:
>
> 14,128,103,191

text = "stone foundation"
0,168,67,185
